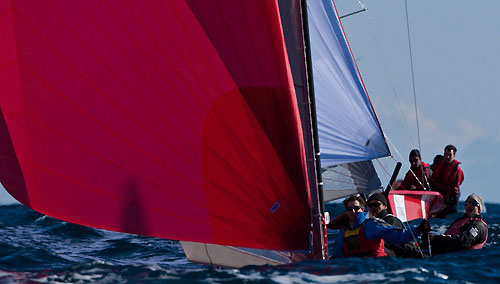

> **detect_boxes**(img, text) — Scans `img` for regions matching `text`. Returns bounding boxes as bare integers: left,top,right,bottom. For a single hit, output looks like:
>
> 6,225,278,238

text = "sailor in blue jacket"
331,195,427,258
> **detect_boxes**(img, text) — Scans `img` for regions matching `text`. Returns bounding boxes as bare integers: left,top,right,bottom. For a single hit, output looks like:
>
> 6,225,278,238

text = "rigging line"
385,135,406,164
385,136,424,189
355,0,366,9
383,166,425,257
375,157,392,179
385,134,428,190
372,134,396,180
354,0,416,150
383,139,426,257
204,243,214,267
381,144,426,256
341,0,367,19
404,0,422,152
403,219,425,258
379,165,424,256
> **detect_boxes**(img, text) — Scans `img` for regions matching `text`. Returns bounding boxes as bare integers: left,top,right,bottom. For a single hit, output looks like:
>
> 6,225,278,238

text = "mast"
300,0,326,259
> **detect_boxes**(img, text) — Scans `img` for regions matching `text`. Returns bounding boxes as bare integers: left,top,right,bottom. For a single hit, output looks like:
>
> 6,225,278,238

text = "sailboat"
0,0,408,267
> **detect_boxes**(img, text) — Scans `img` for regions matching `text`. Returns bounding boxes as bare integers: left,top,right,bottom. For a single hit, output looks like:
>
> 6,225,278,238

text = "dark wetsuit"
429,214,488,255
376,210,423,258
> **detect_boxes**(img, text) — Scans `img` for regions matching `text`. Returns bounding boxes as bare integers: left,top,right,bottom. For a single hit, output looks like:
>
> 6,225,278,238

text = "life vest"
445,217,488,249
432,160,463,198
343,223,386,257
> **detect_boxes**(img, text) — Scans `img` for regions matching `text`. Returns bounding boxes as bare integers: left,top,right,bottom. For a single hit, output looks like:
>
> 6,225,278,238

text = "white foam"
271,271,387,284
229,270,265,280
0,271,31,284
433,271,449,279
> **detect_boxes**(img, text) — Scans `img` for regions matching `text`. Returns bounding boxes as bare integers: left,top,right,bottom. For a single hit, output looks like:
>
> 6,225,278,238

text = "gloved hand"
417,219,431,235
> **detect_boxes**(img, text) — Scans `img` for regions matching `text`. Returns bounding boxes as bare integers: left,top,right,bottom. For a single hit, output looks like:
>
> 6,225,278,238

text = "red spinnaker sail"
0,0,311,250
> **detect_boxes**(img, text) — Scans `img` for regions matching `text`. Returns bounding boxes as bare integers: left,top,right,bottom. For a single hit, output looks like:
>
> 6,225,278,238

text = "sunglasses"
345,206,362,211
465,200,480,207
368,202,383,208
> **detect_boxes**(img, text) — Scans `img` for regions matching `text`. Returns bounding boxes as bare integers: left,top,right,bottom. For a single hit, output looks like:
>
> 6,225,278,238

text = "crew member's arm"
384,215,405,230
398,171,412,190
363,219,420,245
423,164,430,179
451,167,464,197
328,212,348,230
332,230,345,258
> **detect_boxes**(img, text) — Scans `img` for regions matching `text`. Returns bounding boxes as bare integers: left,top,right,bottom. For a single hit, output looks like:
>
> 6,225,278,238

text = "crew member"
429,145,464,217
398,149,430,191
430,154,444,175
425,194,488,255
331,195,427,258
367,193,423,258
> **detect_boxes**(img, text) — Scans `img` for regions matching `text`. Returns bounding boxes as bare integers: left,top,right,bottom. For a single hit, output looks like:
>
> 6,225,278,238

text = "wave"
0,203,499,283
44,222,104,239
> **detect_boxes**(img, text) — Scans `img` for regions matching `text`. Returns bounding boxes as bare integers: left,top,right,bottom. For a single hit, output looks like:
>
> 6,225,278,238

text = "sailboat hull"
180,241,312,268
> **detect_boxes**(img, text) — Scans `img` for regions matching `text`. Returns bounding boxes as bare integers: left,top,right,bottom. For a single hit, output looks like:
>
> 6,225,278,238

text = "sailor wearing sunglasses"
424,193,488,255
331,195,428,258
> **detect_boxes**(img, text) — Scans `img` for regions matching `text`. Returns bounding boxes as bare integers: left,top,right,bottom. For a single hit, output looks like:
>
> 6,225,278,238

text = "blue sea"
0,202,498,283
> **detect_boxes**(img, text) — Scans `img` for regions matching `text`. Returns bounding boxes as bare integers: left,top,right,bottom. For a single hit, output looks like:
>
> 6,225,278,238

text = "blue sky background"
335,0,500,203
1,0,499,204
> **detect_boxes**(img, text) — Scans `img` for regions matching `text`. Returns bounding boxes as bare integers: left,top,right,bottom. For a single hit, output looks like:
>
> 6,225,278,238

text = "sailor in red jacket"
425,194,488,255
399,149,430,191
429,144,464,217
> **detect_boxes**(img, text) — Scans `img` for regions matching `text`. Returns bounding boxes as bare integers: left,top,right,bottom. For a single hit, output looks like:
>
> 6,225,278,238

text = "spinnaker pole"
339,8,367,19
383,162,402,215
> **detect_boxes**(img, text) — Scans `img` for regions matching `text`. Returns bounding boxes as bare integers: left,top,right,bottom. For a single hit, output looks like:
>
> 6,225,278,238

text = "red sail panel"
0,0,311,250
388,191,444,222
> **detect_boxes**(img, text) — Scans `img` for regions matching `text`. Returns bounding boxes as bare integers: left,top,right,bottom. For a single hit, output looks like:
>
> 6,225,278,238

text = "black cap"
367,193,388,206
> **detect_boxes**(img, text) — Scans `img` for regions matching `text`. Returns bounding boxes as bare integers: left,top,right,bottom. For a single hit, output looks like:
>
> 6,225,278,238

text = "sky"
335,0,500,203
1,0,499,204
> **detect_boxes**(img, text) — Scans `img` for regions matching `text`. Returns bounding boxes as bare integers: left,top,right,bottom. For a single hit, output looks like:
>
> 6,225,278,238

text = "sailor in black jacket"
428,193,488,255
367,193,423,258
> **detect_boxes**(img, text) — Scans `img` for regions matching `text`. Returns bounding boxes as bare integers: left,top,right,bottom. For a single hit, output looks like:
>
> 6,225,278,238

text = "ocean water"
0,202,498,283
